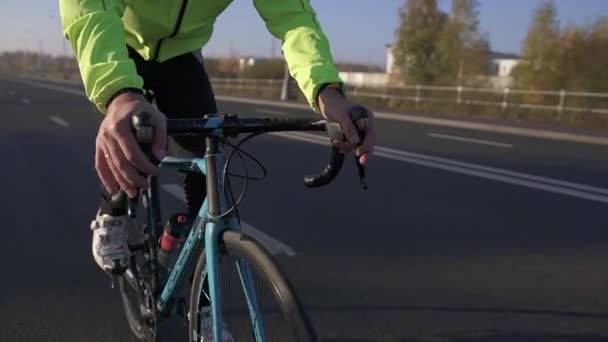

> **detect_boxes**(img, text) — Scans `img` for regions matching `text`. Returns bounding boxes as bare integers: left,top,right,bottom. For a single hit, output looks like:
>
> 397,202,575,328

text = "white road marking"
19,78,608,146
271,131,608,205
19,80,608,146
215,95,608,146
49,115,70,127
429,133,513,148
255,108,287,116
18,80,85,96
160,183,296,256
16,79,608,204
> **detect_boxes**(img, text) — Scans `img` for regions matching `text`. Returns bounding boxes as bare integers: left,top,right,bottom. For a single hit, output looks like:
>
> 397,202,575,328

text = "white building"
338,72,389,88
338,45,522,88
385,45,520,77
237,56,275,73
384,45,520,87
238,56,261,72
386,44,395,74
488,52,520,88
489,52,520,77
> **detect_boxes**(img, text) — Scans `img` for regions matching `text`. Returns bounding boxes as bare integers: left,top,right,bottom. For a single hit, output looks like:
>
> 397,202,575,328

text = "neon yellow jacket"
59,0,343,113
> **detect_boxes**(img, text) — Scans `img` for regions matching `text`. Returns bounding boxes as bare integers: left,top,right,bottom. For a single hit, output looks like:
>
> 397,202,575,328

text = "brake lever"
355,156,368,190
129,112,156,218
128,197,138,218
326,105,369,190
350,106,369,190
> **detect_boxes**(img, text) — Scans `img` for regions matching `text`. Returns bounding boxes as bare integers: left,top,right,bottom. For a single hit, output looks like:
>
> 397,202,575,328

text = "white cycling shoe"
198,307,234,342
90,211,131,273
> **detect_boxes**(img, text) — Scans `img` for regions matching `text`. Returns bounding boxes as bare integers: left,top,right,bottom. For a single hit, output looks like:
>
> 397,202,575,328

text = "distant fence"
210,77,608,120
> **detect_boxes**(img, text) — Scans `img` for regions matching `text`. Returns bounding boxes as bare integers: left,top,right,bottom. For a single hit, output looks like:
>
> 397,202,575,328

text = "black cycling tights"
99,48,215,217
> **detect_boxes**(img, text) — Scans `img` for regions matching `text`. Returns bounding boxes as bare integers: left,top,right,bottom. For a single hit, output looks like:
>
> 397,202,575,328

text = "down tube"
157,199,209,313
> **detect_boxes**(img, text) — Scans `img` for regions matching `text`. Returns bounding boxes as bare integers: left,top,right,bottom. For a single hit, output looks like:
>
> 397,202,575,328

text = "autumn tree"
436,0,490,85
393,0,447,84
512,1,561,90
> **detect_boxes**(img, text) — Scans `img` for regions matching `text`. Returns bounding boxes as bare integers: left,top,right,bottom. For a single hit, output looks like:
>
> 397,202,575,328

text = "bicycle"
113,108,369,342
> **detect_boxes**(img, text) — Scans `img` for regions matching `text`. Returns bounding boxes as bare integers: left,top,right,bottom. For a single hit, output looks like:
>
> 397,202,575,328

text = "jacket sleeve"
59,0,143,113
253,0,344,113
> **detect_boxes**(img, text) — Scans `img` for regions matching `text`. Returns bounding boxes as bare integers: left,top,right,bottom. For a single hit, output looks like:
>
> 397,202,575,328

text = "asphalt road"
1,78,608,341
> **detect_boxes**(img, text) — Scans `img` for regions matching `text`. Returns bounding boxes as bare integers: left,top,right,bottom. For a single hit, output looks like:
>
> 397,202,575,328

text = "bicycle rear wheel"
188,231,317,342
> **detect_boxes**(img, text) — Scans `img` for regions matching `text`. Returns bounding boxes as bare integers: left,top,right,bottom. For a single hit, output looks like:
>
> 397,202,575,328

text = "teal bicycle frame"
127,109,367,341
154,136,265,342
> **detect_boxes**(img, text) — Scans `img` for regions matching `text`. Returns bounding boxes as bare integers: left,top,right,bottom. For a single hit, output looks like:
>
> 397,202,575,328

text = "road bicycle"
114,108,369,341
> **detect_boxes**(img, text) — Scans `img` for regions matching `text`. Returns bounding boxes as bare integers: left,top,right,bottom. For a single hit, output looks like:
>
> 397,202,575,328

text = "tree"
240,59,285,79
554,18,608,104
555,25,589,91
214,58,239,78
512,1,561,90
436,0,490,85
586,18,608,92
393,0,447,85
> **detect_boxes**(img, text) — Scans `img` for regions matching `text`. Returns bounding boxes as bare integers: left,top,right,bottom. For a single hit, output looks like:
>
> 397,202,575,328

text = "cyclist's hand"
95,91,167,198
318,88,376,165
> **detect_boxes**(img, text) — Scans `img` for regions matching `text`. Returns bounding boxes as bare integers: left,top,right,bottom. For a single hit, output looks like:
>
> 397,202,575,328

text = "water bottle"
157,213,191,272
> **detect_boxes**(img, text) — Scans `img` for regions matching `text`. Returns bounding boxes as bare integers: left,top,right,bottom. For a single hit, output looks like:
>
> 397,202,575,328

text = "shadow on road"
324,339,376,342
410,331,606,341
325,331,607,342
310,304,608,319
316,305,608,341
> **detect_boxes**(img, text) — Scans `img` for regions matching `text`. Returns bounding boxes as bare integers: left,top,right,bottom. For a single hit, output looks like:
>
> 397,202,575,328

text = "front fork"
204,136,265,341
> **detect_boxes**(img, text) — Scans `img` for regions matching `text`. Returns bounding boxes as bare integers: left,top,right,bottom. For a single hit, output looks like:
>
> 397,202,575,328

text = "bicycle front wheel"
188,231,317,342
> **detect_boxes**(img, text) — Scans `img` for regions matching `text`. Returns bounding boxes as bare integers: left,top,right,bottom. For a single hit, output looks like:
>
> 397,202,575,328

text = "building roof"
489,51,520,60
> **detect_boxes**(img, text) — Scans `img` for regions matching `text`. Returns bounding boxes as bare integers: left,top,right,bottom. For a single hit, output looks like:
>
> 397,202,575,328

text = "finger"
355,123,376,158
113,123,158,176
104,145,139,199
338,115,361,145
331,140,355,150
96,142,119,194
152,113,167,161
331,140,356,154
354,117,370,132
358,152,372,165
106,136,149,189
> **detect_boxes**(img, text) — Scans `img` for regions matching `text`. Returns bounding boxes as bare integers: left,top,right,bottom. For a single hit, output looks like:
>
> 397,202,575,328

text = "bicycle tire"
188,230,317,342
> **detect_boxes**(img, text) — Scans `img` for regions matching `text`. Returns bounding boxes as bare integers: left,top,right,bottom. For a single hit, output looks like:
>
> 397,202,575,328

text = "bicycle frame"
151,136,266,341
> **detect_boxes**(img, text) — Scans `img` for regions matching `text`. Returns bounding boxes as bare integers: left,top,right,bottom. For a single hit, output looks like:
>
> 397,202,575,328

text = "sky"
1,0,608,68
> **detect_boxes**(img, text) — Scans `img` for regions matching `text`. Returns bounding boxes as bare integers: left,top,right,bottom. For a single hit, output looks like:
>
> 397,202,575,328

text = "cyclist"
60,0,376,339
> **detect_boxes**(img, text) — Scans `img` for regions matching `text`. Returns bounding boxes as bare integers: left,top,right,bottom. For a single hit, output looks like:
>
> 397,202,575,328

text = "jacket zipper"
152,0,190,62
